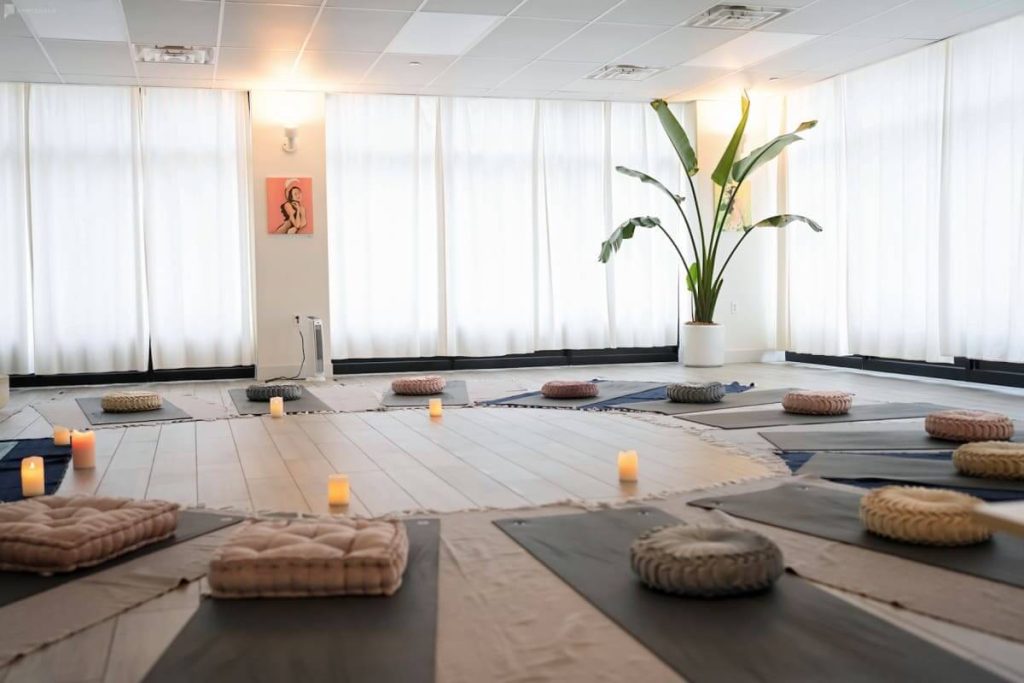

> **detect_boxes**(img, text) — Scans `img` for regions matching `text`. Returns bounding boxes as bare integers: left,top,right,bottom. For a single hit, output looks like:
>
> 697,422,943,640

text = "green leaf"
598,216,662,263
685,263,699,292
731,120,816,182
615,166,685,205
650,99,698,177
711,92,750,187
744,214,823,233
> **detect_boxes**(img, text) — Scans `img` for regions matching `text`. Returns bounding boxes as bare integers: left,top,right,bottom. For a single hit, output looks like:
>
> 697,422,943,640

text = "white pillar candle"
53,425,71,446
269,396,285,418
21,456,44,497
328,474,350,507
428,398,443,418
71,430,96,469
618,450,639,483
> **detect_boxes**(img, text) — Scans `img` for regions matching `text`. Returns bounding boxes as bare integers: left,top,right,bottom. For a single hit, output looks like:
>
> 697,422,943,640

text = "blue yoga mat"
0,438,73,502
586,380,753,410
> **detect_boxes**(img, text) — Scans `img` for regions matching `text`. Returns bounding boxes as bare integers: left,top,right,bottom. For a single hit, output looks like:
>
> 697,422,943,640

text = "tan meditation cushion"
0,496,179,574
859,486,991,546
540,381,599,399
209,518,409,598
101,390,162,413
925,410,1014,443
391,375,447,396
781,390,853,415
953,442,1024,480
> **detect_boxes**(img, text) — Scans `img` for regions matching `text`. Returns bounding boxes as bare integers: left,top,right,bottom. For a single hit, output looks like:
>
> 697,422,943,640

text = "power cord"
265,321,306,383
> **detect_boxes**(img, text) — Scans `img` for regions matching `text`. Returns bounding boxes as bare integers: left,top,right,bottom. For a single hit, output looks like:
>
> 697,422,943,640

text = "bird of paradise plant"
599,94,821,323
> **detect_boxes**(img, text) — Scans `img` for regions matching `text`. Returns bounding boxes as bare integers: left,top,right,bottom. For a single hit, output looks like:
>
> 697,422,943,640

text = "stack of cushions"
781,390,853,415
101,390,162,413
925,410,1014,442
209,518,409,598
390,375,447,396
245,384,304,401
540,381,599,399
630,524,784,598
666,382,725,404
859,486,990,546
953,442,1024,480
0,496,179,574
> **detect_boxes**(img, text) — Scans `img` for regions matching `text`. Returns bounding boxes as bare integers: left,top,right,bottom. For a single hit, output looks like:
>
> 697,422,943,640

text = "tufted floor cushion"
245,383,304,402
666,382,725,404
390,375,447,396
953,441,1024,480
209,518,409,598
540,381,599,399
630,524,784,598
0,496,179,574
859,486,990,546
925,410,1014,443
101,391,162,413
782,390,853,415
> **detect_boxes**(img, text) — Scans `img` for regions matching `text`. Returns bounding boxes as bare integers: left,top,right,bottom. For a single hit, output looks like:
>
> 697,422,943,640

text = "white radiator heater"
305,316,327,381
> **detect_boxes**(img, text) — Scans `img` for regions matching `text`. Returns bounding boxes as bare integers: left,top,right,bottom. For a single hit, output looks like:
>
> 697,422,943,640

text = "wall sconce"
283,126,298,153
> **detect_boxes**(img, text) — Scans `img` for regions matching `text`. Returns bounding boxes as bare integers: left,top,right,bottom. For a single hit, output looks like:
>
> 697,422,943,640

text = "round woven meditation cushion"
953,441,1024,480
245,384,304,402
781,390,853,415
925,410,1014,443
390,375,447,396
540,381,599,399
859,486,991,546
630,525,784,598
666,382,726,404
100,391,162,413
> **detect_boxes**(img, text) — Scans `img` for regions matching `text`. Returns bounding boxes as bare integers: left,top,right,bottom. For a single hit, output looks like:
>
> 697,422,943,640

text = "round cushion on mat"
953,441,1024,480
100,391,162,413
666,382,726,404
540,381,599,399
925,410,1014,443
390,375,447,396
245,384,304,402
630,524,784,598
781,390,853,415
859,486,991,546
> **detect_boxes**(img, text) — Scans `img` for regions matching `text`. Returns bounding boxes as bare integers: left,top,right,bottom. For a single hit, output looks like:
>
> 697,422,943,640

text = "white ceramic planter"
683,323,725,367
0,375,8,410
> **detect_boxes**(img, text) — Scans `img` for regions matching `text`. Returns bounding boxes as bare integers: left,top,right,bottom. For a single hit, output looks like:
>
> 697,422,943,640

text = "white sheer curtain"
140,88,254,369
28,85,149,374
0,84,33,374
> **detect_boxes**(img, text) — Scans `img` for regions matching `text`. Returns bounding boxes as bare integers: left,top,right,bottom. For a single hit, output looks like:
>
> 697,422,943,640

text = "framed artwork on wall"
266,177,313,235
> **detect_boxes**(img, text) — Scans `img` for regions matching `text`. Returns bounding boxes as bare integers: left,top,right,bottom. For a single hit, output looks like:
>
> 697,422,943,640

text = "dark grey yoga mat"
762,427,1024,452
0,510,243,608
691,483,1024,588
228,389,332,416
490,381,665,409
625,387,796,416
144,518,439,683
495,508,999,683
381,379,470,407
76,397,191,425
798,452,1024,493
680,402,950,429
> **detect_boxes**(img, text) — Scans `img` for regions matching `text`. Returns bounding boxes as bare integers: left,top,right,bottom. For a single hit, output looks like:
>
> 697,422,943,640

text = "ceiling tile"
422,0,521,14
838,0,995,39
0,35,52,71
686,31,818,69
14,0,127,41
420,84,492,96
43,39,136,76
467,17,585,60
295,50,377,83
215,47,298,81
811,38,932,76
513,0,620,22
0,8,33,37
500,60,601,90
307,8,410,52
62,74,138,84
385,12,499,54
228,0,321,4
754,34,891,73
220,4,319,50
363,53,455,85
762,0,906,35
431,57,528,88
0,70,61,83
135,61,215,79
123,0,220,46
138,77,216,88
561,63,726,99
544,22,666,62
326,0,422,9
619,26,735,67
601,0,715,26
488,87,555,98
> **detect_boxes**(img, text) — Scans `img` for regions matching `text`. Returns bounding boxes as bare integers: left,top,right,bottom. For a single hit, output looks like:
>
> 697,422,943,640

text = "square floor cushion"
0,496,179,574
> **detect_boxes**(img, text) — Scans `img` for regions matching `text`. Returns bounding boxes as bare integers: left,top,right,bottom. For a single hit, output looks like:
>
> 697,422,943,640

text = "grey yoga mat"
680,402,950,429
494,508,999,683
143,518,440,683
76,397,191,425
624,387,796,416
0,510,243,608
762,427,1024,452
381,379,470,407
228,389,332,416
798,452,1024,493
489,381,665,409
690,483,1024,588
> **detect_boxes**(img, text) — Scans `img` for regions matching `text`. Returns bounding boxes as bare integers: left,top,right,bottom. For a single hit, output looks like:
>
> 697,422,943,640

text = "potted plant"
599,94,821,367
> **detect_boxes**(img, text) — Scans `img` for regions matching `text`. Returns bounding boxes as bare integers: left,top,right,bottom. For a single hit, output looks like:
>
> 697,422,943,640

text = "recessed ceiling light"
134,45,215,65
386,12,500,56
586,64,665,81
686,4,790,30
408,60,422,67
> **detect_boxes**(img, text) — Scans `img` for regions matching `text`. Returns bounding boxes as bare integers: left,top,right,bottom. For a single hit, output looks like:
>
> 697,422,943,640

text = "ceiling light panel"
13,0,127,41
685,31,817,69
386,12,501,55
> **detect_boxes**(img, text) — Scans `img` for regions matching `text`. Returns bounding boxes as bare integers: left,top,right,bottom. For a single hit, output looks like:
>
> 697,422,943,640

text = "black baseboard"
785,352,1024,389
10,365,255,389
333,346,678,375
